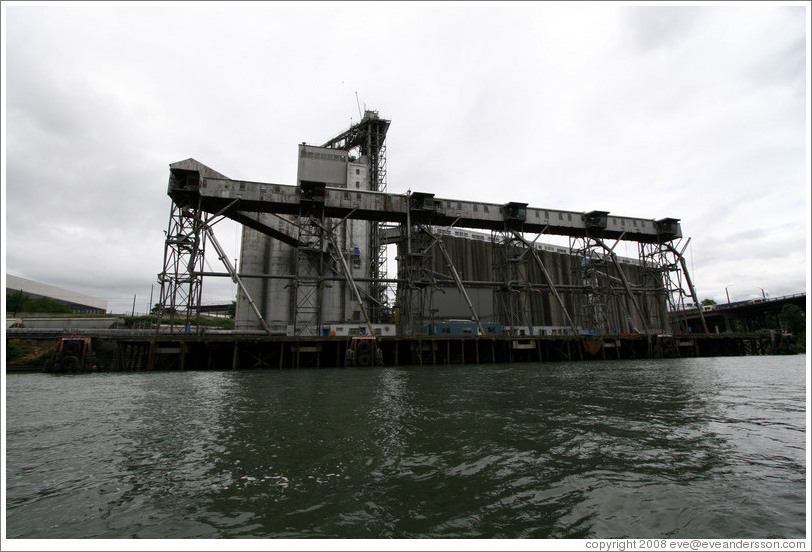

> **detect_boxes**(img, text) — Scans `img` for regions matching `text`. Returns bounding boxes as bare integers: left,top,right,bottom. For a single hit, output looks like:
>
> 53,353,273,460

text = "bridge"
672,293,806,334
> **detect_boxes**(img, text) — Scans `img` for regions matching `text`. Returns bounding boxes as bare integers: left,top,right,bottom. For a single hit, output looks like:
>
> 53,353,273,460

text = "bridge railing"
672,292,805,313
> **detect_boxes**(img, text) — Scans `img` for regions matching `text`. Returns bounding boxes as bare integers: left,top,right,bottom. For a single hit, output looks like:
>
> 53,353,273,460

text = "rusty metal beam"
168,172,679,244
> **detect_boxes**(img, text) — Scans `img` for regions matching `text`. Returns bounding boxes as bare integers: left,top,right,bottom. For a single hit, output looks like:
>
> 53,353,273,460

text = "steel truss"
491,228,531,329
367,120,388,323
420,225,485,335
318,221,375,337
509,231,579,336
570,236,653,334
395,226,436,336
569,236,606,333
158,196,274,335
157,197,206,334
293,181,381,337
639,238,708,334
159,152,704,338
157,193,703,339
293,213,325,336
321,110,391,323
379,223,400,315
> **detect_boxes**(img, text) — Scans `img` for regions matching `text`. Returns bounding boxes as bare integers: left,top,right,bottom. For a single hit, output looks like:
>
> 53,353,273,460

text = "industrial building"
394,227,666,336
157,110,706,338
6,274,108,315
234,142,379,335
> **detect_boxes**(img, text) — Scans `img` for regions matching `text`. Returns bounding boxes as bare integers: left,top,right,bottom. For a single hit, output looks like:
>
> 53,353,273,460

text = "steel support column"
156,197,206,334
639,237,707,334
491,228,531,329
396,226,436,336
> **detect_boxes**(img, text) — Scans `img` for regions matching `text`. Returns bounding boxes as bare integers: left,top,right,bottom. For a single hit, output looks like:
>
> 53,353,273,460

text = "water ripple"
5,355,806,538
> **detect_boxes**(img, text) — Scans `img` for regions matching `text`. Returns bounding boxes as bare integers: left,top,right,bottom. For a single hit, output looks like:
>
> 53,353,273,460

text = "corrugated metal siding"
6,275,108,312
395,235,666,332
298,145,349,187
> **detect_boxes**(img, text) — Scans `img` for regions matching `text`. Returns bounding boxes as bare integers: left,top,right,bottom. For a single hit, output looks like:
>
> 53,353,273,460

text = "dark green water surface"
5,356,807,539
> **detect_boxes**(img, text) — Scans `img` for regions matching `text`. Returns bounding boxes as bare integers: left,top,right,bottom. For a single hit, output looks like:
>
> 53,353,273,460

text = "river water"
4,355,807,540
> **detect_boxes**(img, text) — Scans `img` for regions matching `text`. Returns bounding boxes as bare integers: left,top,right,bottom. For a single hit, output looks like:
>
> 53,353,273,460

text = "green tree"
29,297,72,313
5,292,71,314
6,290,26,313
701,298,717,306
779,304,805,335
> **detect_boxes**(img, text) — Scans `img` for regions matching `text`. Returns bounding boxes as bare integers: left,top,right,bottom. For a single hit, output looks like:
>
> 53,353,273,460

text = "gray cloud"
621,6,705,51
3,2,808,313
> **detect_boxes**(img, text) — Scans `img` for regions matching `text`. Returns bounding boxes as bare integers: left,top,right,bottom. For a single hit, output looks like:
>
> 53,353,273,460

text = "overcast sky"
2,1,809,315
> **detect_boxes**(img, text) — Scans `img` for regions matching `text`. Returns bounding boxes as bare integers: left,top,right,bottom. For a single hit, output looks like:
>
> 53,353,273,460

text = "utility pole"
149,285,155,327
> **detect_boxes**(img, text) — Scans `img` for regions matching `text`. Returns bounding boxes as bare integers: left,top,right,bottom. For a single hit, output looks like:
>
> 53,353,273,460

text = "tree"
29,297,72,314
701,298,717,306
5,292,71,314
6,290,26,313
779,304,805,335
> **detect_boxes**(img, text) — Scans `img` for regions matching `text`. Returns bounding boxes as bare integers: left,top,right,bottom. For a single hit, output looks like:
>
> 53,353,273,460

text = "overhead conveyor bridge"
167,167,682,244
160,151,705,339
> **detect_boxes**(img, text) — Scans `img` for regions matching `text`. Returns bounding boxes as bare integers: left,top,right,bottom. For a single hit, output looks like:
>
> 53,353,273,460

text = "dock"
5,330,798,372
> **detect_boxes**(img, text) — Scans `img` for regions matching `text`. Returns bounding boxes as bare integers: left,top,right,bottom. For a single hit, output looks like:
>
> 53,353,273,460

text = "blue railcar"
427,321,502,336
430,321,478,336
481,323,502,336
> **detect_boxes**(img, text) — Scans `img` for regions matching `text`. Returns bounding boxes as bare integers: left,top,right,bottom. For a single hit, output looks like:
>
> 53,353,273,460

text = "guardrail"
673,292,805,313
5,328,212,338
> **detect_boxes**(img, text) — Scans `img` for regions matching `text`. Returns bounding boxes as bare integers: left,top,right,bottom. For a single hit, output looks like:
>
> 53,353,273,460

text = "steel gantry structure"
320,111,392,324
157,155,708,336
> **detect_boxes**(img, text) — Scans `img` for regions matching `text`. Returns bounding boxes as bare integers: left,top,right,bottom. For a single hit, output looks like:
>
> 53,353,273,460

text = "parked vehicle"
423,321,502,336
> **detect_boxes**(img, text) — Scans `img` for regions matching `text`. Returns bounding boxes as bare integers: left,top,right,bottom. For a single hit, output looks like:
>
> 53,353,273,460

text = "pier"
5,329,798,373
